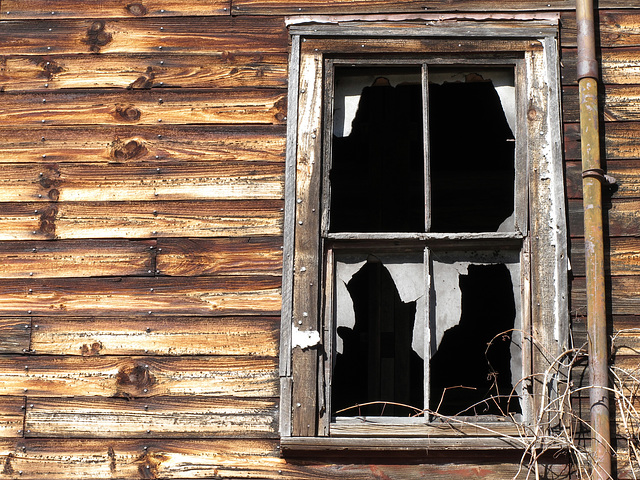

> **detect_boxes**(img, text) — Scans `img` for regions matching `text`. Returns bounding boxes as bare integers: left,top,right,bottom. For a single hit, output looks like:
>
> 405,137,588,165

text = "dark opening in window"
332,256,424,417
430,263,521,416
429,69,516,233
328,66,521,421
330,67,424,233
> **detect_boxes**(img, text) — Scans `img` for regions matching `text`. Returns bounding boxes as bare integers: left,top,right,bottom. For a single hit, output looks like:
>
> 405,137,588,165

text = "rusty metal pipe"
576,0,611,478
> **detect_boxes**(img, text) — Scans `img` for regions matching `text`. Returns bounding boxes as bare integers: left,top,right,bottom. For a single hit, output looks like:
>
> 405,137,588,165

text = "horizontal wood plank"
232,0,628,14
0,162,284,202
301,36,542,55
568,198,639,237
0,397,25,438
0,53,287,90
565,160,640,199
0,200,283,240
30,316,279,356
24,396,277,438
571,276,640,316
565,122,640,161
0,276,281,316
562,47,640,85
0,438,287,479
561,11,640,48
0,89,287,126
0,125,285,164
563,85,640,123
0,438,572,479
156,237,282,276
0,16,287,56
0,239,154,278
0,356,277,397
1,0,230,19
611,330,640,357
0,318,31,353
570,237,640,276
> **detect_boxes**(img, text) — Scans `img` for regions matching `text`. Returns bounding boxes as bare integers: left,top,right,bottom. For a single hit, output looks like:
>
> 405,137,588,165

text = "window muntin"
325,63,524,424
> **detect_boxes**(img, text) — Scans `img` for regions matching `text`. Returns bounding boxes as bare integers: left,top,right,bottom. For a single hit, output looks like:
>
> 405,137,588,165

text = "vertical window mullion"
424,246,431,421
422,63,431,233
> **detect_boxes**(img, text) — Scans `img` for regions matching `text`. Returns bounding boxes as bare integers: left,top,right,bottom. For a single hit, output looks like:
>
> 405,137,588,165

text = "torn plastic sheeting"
335,253,425,357
431,253,522,397
335,255,367,354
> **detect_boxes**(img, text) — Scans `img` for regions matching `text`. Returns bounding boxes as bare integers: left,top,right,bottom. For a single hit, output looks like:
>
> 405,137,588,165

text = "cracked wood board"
0,199,283,240
29,316,279,356
0,356,278,397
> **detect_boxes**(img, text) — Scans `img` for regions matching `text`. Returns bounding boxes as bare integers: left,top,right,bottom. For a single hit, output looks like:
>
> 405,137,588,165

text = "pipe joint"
582,168,617,186
577,58,599,81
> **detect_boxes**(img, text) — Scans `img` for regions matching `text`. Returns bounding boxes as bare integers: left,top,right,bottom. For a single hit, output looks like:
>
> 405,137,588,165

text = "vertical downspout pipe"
576,0,612,478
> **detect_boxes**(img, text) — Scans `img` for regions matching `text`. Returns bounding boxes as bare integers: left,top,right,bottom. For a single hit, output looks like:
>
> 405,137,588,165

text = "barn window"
281,17,568,449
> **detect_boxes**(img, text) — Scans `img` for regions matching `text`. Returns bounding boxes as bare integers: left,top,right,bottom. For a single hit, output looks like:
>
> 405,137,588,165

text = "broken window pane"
330,67,425,233
332,252,425,417
429,251,522,416
429,68,516,233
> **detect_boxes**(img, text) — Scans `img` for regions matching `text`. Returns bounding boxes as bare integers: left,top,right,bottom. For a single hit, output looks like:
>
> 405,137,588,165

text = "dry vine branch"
334,329,640,479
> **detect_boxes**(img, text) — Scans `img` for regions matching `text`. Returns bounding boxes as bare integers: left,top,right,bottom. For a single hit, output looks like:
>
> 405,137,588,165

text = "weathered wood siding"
0,1,637,479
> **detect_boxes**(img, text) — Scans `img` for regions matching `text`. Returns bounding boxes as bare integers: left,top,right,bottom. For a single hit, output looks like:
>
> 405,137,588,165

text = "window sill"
280,435,544,454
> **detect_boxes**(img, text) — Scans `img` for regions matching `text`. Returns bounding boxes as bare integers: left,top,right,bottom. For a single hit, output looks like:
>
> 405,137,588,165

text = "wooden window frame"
280,16,568,452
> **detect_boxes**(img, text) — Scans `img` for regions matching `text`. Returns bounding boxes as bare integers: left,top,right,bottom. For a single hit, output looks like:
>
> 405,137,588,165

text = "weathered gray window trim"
280,16,568,451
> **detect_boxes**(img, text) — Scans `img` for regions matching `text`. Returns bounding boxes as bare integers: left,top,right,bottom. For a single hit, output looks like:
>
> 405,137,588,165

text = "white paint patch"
292,324,321,349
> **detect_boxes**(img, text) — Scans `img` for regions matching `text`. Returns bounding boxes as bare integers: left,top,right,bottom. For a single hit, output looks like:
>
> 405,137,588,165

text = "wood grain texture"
611,330,640,357
30,316,279,356
0,318,31,354
0,276,281,316
291,50,324,437
565,160,640,199
231,0,626,14
568,199,640,237
0,89,287,127
563,85,640,123
0,239,154,278
0,397,25,438
0,356,278,397
571,276,640,316
570,237,640,276
0,125,285,165
562,47,640,86
0,16,287,56
0,53,287,90
0,200,283,240
561,10,640,48
0,439,284,479
0,162,284,202
0,438,574,479
1,0,230,19
301,36,541,56
565,122,640,161
24,396,277,438
156,237,282,276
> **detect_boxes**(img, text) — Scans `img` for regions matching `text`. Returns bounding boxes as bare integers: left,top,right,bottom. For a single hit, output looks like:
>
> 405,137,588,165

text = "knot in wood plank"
115,362,156,398
114,105,142,122
126,3,148,16
110,137,148,161
84,21,113,53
